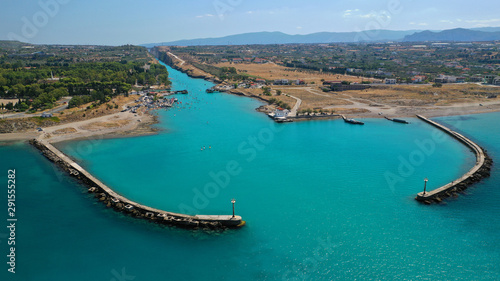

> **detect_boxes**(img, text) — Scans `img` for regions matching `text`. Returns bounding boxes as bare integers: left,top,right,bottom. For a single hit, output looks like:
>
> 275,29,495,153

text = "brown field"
214,62,380,84
52,127,77,135
58,94,140,122
80,120,130,131
273,87,353,110
234,82,500,117
348,84,500,107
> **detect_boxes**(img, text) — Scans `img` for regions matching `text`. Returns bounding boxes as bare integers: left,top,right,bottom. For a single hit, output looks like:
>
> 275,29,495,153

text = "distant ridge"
141,30,420,47
403,28,500,42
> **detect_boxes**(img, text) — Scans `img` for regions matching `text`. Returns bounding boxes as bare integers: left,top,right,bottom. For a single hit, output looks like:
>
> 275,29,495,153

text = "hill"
403,28,500,42
141,30,420,47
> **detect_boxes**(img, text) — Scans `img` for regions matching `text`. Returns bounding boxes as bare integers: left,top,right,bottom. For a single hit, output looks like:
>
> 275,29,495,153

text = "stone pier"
30,139,244,230
415,115,493,204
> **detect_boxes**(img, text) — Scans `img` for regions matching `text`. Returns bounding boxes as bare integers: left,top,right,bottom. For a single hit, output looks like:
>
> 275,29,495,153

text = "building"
274,107,289,119
485,75,497,84
274,79,289,85
41,112,53,118
412,75,426,83
435,75,457,83
384,78,397,84
493,77,500,85
470,76,484,83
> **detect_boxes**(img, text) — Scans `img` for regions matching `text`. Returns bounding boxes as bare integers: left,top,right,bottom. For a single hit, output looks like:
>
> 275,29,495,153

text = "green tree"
32,92,56,109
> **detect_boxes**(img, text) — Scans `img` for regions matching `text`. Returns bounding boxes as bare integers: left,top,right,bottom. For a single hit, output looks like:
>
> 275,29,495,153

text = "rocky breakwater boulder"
424,150,493,204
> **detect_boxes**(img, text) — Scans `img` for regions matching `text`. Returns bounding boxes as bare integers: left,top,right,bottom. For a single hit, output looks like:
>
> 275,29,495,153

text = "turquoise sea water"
1,63,499,280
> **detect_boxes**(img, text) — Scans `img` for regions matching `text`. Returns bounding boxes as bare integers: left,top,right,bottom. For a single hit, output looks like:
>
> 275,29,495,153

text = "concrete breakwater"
30,139,244,230
415,115,493,204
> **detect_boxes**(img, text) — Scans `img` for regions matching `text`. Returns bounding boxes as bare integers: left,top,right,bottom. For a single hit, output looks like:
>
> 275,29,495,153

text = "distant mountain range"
142,27,500,47
141,30,421,47
403,28,500,42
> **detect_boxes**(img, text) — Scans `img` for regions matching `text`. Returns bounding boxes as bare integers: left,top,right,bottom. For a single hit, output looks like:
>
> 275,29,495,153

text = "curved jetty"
30,139,244,230
415,115,493,204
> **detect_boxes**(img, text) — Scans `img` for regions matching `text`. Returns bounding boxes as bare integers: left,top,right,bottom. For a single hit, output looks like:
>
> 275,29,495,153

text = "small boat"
344,118,364,125
384,116,409,124
342,115,364,125
392,118,409,124
206,89,215,93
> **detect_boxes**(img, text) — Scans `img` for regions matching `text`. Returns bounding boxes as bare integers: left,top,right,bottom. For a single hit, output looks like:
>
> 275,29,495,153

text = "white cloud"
359,12,378,19
440,20,453,24
343,9,391,21
342,9,360,18
246,11,253,14
296,26,303,29
195,14,214,18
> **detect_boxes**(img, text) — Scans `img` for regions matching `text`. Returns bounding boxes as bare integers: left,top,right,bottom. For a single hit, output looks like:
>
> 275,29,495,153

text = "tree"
5,102,14,110
262,87,271,96
32,92,56,109
432,82,443,88
17,102,29,111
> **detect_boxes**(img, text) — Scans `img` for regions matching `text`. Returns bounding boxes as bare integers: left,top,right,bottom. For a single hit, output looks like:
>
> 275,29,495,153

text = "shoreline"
2,54,500,143
2,94,500,144
155,52,500,120
226,88,500,120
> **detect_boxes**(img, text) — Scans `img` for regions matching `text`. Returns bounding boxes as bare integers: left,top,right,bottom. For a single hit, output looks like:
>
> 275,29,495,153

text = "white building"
274,108,289,119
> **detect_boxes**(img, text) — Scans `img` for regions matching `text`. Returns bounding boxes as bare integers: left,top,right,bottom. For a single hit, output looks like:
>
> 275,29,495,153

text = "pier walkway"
415,115,492,203
31,139,244,229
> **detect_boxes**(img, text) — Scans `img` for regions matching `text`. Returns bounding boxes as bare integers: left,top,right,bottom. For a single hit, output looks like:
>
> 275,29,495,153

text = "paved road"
168,52,185,66
286,94,302,117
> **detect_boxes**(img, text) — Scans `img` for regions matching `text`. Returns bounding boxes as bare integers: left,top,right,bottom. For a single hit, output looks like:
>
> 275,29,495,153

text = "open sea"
1,62,499,280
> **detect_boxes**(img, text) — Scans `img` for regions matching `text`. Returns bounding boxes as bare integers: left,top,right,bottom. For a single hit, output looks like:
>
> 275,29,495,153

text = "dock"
415,115,493,204
30,139,244,230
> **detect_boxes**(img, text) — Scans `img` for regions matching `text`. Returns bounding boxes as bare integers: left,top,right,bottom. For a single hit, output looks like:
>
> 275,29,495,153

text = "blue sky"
1,0,500,45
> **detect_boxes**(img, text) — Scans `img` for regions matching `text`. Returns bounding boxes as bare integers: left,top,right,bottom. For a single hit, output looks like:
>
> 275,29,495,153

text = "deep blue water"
1,63,499,280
